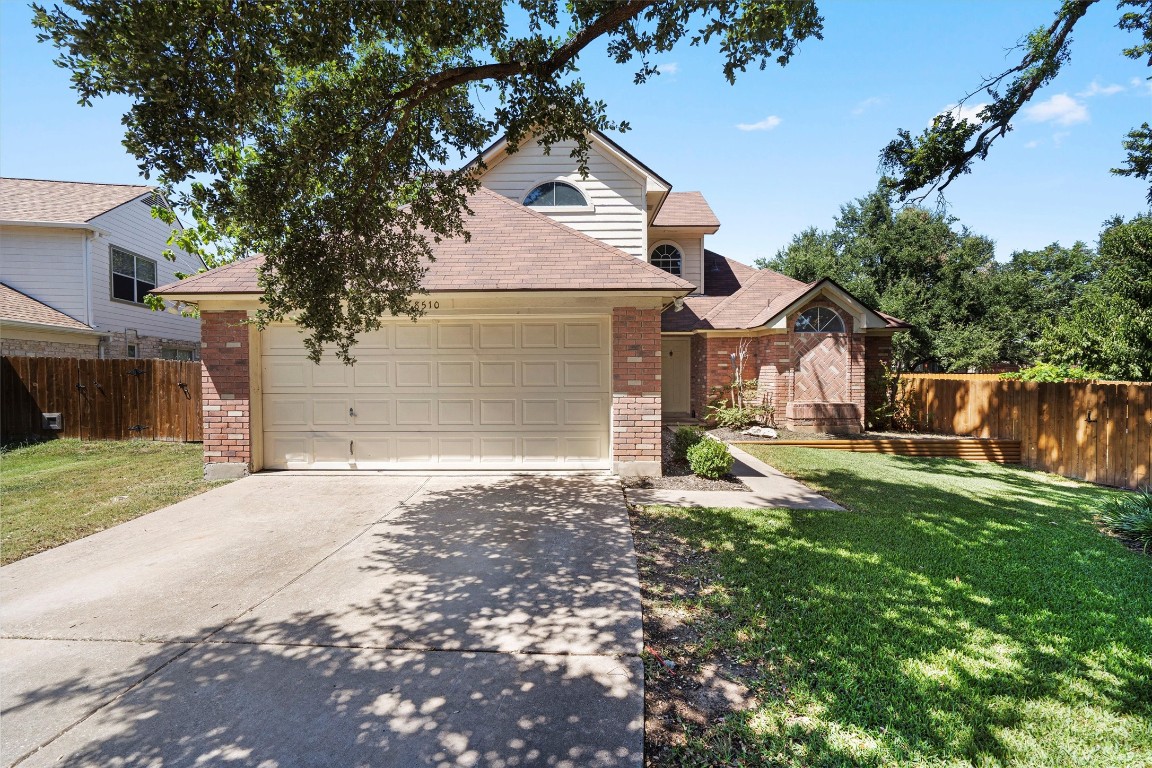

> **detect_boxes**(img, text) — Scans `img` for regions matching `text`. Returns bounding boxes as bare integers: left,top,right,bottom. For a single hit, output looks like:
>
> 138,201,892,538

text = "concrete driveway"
0,473,643,767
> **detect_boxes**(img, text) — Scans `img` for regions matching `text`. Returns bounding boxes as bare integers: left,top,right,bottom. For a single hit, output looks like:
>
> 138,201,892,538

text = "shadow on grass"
647,449,1152,766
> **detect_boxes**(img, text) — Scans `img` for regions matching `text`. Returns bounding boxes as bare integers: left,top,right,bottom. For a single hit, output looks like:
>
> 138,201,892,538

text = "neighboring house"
0,178,203,360
155,131,908,479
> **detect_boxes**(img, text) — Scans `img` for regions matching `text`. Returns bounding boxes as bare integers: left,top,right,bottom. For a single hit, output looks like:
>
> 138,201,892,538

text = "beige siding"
0,226,88,323
647,230,704,295
479,139,647,258
90,199,203,342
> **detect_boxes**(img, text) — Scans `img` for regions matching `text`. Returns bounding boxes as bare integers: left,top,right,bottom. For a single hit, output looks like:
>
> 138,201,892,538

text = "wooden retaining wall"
899,375,1150,489
1,356,202,443
733,438,1022,463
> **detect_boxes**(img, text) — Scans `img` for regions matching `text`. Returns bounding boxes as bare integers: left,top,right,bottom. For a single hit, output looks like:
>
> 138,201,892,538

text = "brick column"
200,310,251,480
611,306,662,477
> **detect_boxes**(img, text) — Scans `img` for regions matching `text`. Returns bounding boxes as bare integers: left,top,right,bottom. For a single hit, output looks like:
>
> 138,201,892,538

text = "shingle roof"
0,178,153,224
155,187,695,296
0,282,95,332
661,251,911,332
703,250,755,296
651,192,720,228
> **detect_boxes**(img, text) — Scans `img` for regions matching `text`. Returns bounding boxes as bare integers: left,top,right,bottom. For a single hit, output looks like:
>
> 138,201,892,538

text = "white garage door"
261,317,611,470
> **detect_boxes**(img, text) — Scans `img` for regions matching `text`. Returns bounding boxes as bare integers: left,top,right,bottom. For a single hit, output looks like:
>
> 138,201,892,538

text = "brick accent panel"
200,310,251,467
612,307,662,470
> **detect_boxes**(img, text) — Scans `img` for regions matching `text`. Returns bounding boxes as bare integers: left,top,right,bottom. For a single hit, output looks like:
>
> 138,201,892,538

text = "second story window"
523,181,587,207
651,243,682,276
111,247,157,304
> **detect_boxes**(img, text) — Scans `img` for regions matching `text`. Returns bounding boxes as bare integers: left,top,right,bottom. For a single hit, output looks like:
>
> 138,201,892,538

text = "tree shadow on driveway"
3,475,643,768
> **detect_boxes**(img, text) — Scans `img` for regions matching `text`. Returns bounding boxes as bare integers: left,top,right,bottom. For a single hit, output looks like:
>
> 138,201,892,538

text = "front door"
661,336,692,415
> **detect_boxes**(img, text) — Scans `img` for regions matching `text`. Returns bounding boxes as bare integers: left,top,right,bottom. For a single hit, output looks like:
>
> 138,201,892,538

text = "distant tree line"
758,189,1152,381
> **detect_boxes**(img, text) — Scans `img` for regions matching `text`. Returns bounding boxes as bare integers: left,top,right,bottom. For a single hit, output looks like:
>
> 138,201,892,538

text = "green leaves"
35,0,824,362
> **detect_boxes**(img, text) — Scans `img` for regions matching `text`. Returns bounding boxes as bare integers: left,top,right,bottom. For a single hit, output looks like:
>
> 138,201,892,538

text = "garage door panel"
353,398,391,425
261,317,609,470
437,361,475,387
395,361,433,388
312,399,351,426
563,360,604,388
353,362,389,387
395,399,433,425
264,432,610,470
395,325,433,349
564,322,602,348
480,361,516,387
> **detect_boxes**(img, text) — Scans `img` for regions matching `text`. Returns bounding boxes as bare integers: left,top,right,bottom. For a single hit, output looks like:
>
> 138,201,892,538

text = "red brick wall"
612,307,662,467
200,310,251,467
689,336,758,419
686,299,880,430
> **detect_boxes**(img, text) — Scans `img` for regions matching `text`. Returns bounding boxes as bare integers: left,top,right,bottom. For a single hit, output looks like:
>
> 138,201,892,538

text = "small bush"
707,403,771,430
686,439,734,479
670,426,705,462
1096,487,1152,552
1000,362,1106,382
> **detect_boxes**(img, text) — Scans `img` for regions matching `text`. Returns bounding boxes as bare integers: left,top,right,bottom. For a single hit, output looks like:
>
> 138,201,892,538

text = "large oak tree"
33,0,1151,361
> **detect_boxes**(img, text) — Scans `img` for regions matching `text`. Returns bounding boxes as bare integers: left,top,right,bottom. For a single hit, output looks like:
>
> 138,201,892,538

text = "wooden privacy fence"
1,356,202,443
900,374,1151,489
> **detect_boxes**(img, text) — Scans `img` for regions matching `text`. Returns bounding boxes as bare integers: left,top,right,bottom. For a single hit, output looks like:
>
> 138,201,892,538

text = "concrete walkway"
625,444,844,510
1,473,642,767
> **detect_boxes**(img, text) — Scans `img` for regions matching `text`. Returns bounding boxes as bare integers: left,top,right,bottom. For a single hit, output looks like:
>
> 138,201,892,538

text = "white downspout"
83,231,94,327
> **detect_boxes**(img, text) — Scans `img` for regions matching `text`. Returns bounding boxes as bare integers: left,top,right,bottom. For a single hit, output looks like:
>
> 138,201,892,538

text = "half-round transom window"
651,244,682,276
794,307,845,333
523,181,587,207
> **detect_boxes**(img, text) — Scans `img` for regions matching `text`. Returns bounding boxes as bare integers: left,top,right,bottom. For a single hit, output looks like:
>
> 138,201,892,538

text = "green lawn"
1,439,224,565
636,447,1152,767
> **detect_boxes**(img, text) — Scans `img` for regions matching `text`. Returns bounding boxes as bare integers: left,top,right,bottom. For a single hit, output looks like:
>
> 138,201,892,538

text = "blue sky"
2,1,1148,265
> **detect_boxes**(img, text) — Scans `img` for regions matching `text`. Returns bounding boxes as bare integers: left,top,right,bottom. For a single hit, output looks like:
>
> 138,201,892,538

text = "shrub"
1000,362,1106,382
686,439,734,479
1096,487,1152,552
670,426,705,462
707,402,772,430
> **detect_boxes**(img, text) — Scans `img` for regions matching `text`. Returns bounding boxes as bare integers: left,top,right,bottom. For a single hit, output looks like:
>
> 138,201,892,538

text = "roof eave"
0,318,102,335
0,219,110,236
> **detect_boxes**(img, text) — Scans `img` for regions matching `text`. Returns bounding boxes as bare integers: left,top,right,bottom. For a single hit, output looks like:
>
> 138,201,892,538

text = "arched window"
523,181,587,207
651,243,682,276
794,307,845,333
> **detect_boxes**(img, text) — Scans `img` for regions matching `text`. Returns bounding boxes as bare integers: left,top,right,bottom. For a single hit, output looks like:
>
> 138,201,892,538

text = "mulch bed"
620,427,748,491
630,505,759,764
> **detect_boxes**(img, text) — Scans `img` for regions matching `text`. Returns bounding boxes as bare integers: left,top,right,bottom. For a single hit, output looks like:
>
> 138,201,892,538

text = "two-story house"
156,131,907,479
0,178,203,360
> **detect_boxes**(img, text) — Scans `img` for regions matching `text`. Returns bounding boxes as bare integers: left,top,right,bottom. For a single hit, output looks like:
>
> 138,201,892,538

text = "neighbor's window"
651,243,682,276
161,348,197,361
126,344,138,358
523,181,587,207
111,247,157,304
794,307,845,333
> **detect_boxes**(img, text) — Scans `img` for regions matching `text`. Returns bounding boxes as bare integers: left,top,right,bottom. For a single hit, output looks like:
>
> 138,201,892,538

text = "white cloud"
658,62,679,76
935,102,989,126
1024,140,1040,149
851,96,885,116
1131,76,1152,94
1077,80,1124,97
1023,93,1089,126
1052,131,1071,148
736,115,782,132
